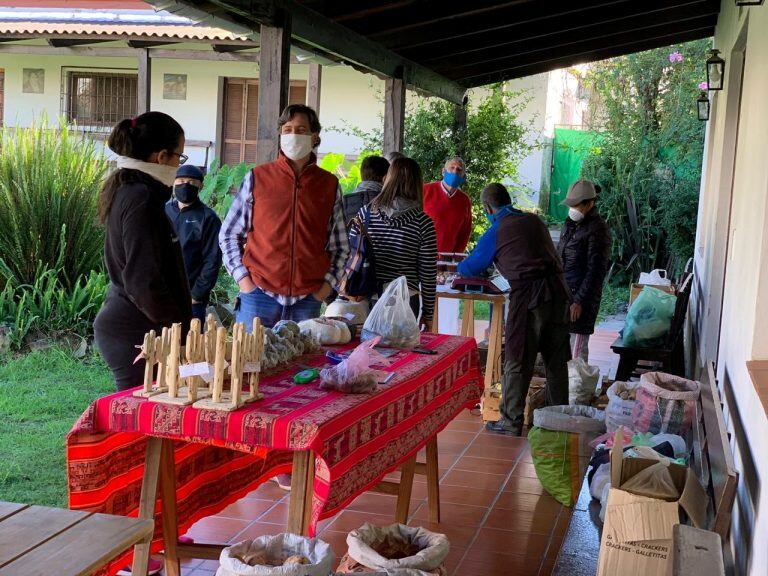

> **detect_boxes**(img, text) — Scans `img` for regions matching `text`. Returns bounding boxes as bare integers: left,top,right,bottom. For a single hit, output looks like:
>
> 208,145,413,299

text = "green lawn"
0,349,113,507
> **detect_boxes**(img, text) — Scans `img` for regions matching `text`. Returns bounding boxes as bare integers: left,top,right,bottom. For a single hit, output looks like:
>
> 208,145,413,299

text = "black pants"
500,295,571,431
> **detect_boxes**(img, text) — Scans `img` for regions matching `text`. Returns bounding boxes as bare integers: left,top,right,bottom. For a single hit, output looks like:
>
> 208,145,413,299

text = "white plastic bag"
215,533,334,576
590,462,611,501
337,523,449,576
362,276,420,349
605,381,639,433
638,269,671,286
567,359,600,405
298,318,351,345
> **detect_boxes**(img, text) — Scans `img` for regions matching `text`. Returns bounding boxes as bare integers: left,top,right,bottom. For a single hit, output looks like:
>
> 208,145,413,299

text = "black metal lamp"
697,92,710,121
735,0,764,6
706,49,726,90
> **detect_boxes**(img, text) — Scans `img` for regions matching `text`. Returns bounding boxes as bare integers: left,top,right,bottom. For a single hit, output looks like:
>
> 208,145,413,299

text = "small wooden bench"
552,360,739,574
611,273,692,381
0,501,153,576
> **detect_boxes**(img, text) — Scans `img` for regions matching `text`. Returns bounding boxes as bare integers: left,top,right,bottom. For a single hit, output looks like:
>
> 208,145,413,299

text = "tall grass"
0,119,108,288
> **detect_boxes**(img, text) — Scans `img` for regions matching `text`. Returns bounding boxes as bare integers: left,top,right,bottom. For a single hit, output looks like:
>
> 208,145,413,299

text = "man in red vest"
423,156,473,254
220,104,349,330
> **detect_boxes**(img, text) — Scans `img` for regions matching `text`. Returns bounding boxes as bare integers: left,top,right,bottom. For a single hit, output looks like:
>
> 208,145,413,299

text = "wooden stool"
433,290,505,388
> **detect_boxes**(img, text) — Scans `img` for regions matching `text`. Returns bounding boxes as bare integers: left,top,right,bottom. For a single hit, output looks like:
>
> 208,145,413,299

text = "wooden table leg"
160,439,181,576
131,437,163,576
425,436,441,523
287,451,315,535
461,300,475,339
395,456,416,524
485,301,504,388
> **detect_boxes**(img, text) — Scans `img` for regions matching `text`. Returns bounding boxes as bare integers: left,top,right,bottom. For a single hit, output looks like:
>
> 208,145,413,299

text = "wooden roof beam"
433,13,719,75
409,0,720,63
212,43,255,52
47,38,114,47
165,0,466,104
460,26,714,88
127,40,180,48
382,0,720,51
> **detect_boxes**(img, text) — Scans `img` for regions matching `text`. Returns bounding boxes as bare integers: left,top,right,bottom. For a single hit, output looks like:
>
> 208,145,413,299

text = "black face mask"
174,183,200,204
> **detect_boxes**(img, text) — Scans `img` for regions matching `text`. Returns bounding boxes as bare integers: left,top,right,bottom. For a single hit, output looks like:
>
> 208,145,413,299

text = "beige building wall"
0,47,384,165
694,2,768,574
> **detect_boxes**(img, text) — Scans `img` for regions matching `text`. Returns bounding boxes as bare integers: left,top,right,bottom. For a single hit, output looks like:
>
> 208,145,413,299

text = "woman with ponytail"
94,112,192,392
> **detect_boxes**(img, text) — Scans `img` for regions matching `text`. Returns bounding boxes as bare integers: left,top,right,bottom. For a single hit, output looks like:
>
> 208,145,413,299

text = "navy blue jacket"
164,199,222,303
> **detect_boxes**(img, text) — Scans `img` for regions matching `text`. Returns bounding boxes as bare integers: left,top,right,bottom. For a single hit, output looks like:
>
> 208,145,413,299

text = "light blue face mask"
443,170,466,189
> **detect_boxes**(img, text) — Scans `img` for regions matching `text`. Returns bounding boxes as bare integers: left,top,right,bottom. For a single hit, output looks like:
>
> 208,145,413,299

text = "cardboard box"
598,488,679,575
597,429,709,576
524,377,547,427
629,283,676,305
481,387,501,422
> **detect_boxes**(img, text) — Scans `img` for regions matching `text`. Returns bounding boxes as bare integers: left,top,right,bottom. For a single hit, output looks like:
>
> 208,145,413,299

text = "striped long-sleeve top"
353,205,438,320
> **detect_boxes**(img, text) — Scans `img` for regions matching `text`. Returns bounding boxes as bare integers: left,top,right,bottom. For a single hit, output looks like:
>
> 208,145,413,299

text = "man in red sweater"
424,157,473,334
423,156,473,253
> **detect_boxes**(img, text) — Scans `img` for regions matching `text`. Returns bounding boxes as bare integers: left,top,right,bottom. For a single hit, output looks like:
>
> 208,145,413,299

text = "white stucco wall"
694,3,768,574
506,73,548,200
0,46,384,165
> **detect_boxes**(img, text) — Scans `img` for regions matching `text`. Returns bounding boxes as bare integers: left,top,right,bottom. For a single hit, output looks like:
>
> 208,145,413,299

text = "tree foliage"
581,39,710,279
348,85,536,244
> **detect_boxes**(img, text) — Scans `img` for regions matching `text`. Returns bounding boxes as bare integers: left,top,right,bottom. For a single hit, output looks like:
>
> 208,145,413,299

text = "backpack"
339,208,378,299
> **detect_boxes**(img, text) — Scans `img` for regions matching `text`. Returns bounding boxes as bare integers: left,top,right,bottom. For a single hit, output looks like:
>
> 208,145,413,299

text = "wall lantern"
735,0,764,6
706,49,726,91
697,92,710,121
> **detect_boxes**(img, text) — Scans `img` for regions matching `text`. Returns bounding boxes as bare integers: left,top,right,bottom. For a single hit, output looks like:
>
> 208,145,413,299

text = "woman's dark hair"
371,157,423,211
99,112,184,224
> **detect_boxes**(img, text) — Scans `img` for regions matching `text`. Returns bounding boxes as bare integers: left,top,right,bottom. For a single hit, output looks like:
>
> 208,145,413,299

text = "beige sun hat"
561,179,597,207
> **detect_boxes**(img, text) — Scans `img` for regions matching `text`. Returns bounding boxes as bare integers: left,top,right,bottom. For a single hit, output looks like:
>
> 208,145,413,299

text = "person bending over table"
457,183,571,436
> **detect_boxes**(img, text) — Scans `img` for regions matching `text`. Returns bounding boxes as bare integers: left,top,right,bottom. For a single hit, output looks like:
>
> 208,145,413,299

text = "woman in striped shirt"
353,156,437,328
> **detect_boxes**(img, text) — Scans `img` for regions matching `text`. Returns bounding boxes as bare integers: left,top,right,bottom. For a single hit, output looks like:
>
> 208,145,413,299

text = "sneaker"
485,420,521,436
273,474,292,491
116,558,163,575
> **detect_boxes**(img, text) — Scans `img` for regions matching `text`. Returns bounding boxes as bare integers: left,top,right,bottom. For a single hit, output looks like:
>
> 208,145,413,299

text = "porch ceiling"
152,0,719,101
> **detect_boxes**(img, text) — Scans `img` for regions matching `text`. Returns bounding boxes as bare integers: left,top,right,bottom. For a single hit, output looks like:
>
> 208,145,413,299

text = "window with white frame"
62,69,137,131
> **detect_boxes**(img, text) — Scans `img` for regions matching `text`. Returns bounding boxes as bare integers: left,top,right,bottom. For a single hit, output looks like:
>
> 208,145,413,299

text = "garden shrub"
0,119,107,289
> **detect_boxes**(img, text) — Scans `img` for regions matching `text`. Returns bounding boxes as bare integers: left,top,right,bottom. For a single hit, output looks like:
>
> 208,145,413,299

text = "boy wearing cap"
165,165,222,323
556,179,611,362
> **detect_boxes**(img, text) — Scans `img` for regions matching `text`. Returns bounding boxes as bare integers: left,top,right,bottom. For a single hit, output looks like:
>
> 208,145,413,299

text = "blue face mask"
443,170,466,189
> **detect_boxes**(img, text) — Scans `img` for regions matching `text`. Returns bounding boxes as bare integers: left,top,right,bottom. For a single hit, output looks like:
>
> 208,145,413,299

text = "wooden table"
67,334,481,576
0,501,153,576
433,288,506,388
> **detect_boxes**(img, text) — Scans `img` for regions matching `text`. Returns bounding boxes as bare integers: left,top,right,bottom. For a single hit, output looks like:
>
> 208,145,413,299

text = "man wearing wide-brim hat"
556,179,612,362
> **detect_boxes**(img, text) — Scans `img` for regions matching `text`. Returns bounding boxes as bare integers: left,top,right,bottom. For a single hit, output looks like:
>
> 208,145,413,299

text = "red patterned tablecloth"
66,334,480,568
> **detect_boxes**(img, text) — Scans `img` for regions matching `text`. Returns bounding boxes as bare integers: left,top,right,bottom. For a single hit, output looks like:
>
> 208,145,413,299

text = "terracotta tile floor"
178,326,619,576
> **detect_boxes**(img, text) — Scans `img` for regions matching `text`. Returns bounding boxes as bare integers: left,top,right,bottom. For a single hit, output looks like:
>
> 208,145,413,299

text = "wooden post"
212,327,227,403
257,18,292,165
383,72,406,156
307,63,322,113
166,323,181,398
137,48,151,114
452,96,468,158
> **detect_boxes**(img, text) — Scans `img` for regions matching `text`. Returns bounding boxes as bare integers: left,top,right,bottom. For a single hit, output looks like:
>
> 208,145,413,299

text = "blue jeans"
236,288,322,330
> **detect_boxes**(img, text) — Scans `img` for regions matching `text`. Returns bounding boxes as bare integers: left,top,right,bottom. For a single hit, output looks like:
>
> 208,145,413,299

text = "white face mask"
568,207,585,222
280,134,314,161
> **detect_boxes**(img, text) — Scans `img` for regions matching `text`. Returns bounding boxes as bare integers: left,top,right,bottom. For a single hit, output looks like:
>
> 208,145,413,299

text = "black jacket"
165,199,222,303
95,169,191,335
342,181,383,224
557,210,611,334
